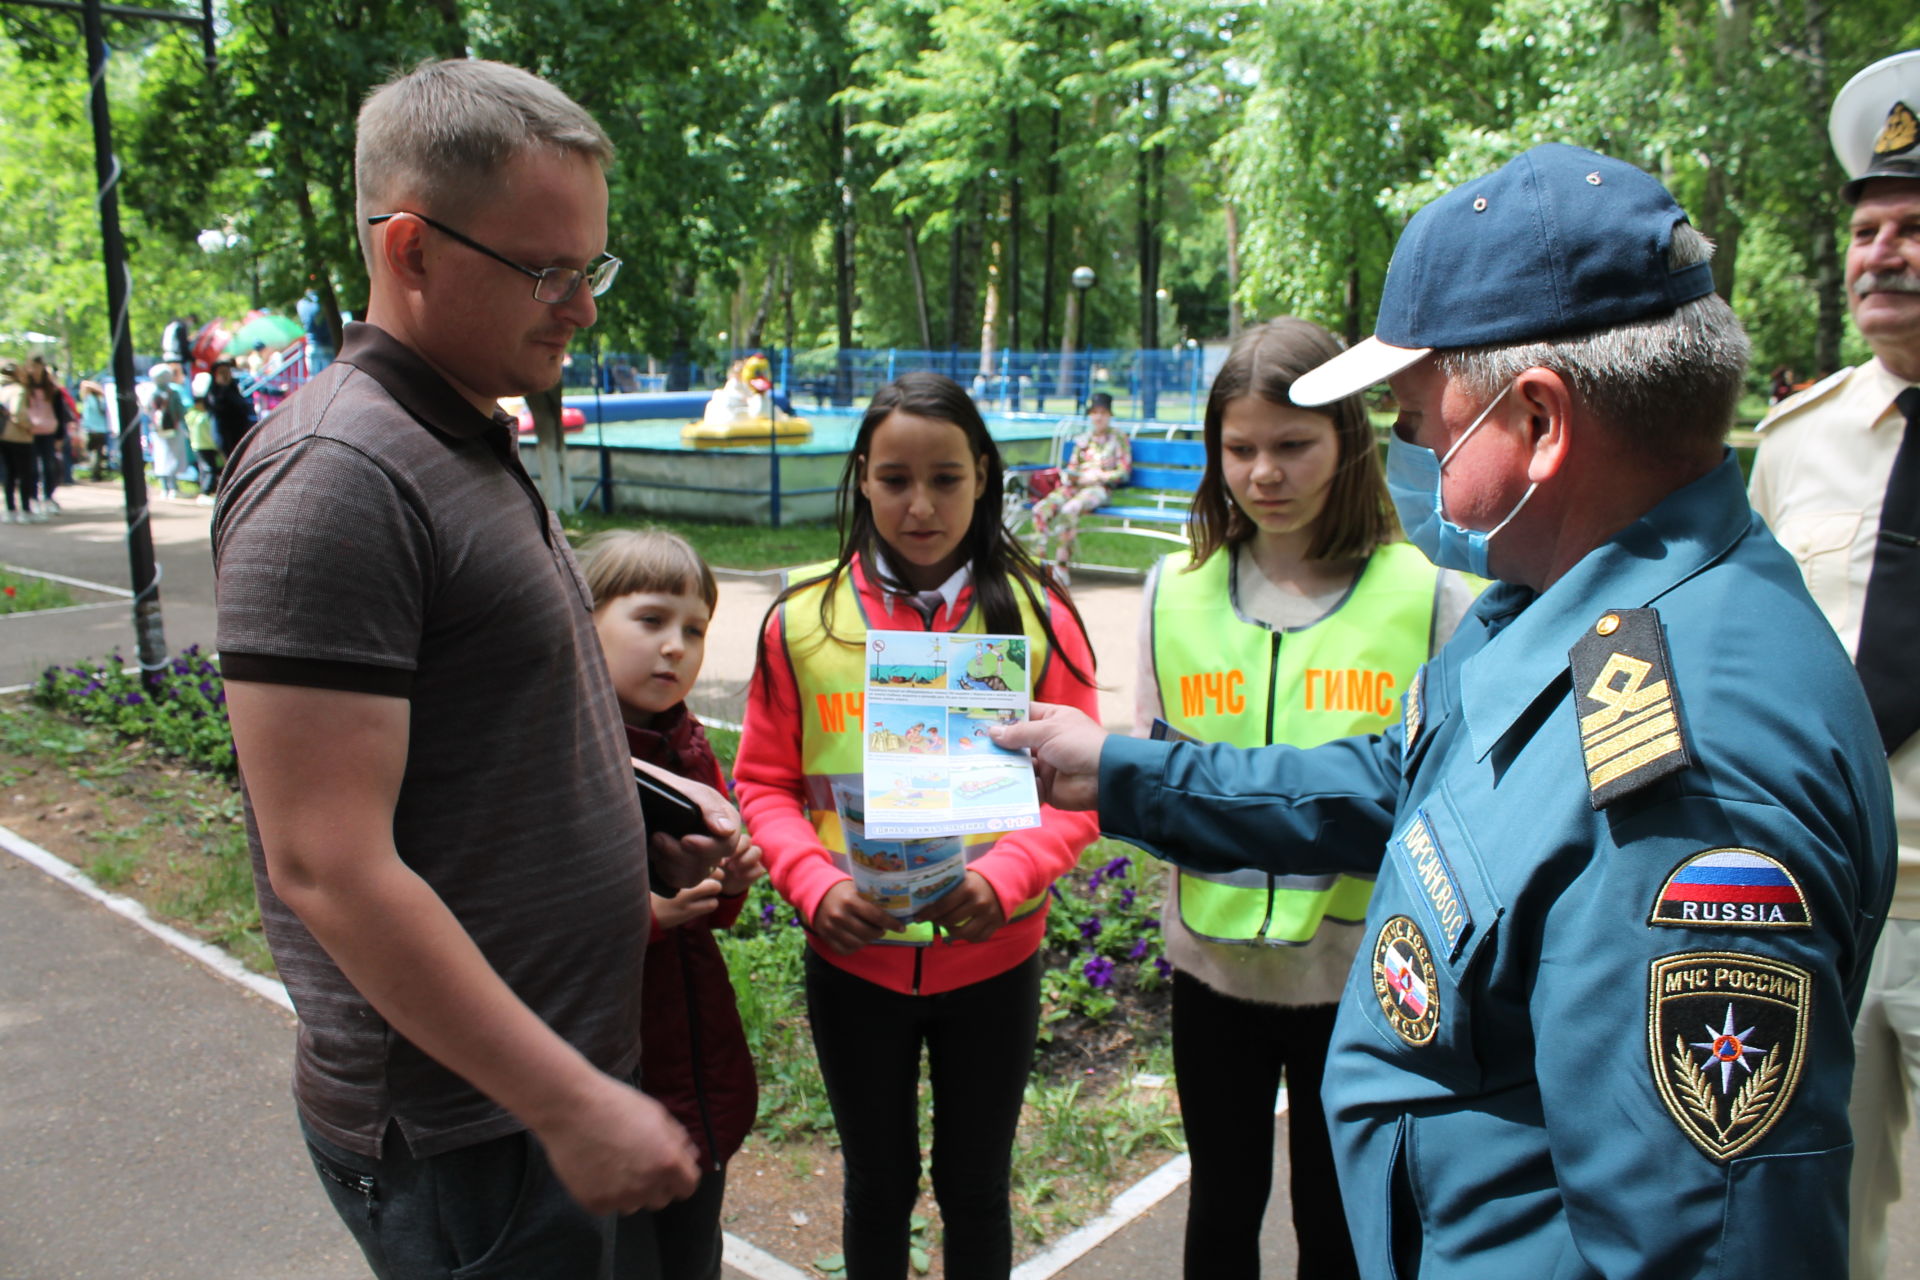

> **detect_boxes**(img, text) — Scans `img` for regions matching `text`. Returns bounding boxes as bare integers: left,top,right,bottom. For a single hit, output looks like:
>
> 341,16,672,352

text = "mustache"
1853,271,1920,297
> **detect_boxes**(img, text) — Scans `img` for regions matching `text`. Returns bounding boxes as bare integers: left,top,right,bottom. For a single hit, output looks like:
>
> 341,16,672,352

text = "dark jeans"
1173,970,1359,1280
30,433,61,500
805,948,1041,1280
301,1117,657,1279
627,1164,726,1280
0,440,34,511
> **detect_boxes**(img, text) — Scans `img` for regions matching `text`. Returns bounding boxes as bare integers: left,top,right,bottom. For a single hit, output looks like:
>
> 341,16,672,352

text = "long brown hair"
1187,317,1397,568
755,371,1093,698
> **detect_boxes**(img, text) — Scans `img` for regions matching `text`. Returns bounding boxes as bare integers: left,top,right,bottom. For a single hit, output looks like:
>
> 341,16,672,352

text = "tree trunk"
1008,109,1023,408
667,266,695,392
1344,261,1362,347
946,191,966,359
1137,84,1167,419
424,0,467,59
1038,108,1062,410
1696,162,1743,305
526,378,570,514
1039,109,1061,350
1225,201,1243,339
781,253,796,382
903,214,932,348
1805,0,1844,376
833,104,856,405
1058,277,1081,402
746,257,779,351
980,254,1000,385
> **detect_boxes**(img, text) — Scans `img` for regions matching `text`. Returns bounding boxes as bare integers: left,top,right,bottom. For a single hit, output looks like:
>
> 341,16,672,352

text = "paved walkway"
2,477,1917,1278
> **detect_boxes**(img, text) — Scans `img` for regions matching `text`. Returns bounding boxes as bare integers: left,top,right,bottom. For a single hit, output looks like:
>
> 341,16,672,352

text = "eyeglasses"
366,212,621,304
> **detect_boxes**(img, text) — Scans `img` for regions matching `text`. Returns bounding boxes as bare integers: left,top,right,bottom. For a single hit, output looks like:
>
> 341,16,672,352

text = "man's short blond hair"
355,58,614,266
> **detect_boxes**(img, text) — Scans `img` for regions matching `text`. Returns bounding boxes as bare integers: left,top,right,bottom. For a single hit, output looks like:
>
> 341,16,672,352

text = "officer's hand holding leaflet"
990,702,1102,812
634,757,738,890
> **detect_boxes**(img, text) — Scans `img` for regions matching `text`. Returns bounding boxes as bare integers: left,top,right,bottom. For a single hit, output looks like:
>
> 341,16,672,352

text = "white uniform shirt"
1751,356,1920,918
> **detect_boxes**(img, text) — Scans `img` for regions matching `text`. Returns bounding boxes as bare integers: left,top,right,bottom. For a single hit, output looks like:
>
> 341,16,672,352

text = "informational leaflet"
831,782,967,924
860,629,1042,842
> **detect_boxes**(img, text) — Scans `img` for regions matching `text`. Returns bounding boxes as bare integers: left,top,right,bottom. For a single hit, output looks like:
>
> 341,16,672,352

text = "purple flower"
198,681,215,699
172,659,191,676
1083,956,1115,988
1153,957,1173,981
213,690,227,706
760,902,778,925
1100,855,1132,882
183,644,201,656
1078,916,1103,943
120,692,144,706
1129,938,1150,960
787,913,803,927
1119,886,1136,910
83,682,101,695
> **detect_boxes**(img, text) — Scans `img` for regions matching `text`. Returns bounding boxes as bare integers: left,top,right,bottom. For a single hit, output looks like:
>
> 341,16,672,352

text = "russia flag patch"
1650,847,1810,929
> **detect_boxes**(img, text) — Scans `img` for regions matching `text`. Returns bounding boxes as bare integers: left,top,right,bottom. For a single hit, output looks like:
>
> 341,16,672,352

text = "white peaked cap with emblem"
1830,50,1920,202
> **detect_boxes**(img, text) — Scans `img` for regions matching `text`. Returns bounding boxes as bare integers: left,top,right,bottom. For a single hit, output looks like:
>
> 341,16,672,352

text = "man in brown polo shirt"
214,59,723,1276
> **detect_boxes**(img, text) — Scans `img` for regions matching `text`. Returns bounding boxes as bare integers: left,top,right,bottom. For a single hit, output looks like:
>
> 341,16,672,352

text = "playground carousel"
680,352,812,447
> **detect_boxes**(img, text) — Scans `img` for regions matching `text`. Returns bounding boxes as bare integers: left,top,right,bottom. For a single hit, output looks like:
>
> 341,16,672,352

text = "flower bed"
35,646,235,774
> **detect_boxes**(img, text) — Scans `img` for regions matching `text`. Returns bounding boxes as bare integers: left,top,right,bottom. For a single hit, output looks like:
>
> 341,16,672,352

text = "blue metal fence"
563,346,1212,422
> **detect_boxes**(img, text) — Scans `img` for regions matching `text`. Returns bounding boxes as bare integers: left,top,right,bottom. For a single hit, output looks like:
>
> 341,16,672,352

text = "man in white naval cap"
1749,48,1920,1279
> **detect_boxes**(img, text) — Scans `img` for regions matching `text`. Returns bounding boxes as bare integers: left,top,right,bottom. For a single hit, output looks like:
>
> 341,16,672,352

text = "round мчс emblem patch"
1373,915,1440,1045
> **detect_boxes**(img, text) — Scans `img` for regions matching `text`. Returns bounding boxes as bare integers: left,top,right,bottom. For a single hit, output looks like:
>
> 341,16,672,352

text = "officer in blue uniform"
997,144,1896,1276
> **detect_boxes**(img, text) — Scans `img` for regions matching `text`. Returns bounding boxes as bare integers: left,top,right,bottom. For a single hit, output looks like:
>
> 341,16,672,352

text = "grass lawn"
561,508,842,570
0,568,77,614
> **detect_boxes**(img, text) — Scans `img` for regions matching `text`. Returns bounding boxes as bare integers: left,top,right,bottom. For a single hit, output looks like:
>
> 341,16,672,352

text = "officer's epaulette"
1754,366,1854,434
1568,608,1692,809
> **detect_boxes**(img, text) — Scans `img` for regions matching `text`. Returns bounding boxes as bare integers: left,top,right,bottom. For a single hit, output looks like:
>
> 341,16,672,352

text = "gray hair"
354,58,614,266
1433,223,1751,452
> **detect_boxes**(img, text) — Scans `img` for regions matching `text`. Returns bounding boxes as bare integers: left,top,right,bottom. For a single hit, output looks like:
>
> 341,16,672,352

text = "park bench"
1007,425,1203,569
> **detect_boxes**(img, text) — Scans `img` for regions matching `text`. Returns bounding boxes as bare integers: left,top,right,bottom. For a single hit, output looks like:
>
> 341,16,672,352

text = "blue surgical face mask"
1385,379,1536,578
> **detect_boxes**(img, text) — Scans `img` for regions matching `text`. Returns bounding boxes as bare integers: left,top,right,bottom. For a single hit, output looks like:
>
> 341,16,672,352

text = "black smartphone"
635,767,704,840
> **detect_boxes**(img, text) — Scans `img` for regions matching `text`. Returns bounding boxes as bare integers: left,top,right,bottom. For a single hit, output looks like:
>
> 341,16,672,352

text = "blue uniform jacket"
1100,455,1895,1278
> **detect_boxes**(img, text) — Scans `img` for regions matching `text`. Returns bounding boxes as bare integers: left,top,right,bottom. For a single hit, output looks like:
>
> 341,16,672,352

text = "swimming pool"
519,405,1070,524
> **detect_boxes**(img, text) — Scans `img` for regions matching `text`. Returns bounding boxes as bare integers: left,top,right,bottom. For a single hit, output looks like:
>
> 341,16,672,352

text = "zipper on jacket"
677,929,722,1172
1256,630,1282,941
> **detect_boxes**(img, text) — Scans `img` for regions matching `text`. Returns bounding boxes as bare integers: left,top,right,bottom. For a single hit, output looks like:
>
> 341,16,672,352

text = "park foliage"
3,1,1917,408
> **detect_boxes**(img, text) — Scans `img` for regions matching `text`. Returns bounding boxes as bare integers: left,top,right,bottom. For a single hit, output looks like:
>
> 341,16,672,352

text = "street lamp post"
1071,265,1095,412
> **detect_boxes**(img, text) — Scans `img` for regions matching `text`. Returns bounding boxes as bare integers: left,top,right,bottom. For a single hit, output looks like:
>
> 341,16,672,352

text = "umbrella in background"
224,312,305,354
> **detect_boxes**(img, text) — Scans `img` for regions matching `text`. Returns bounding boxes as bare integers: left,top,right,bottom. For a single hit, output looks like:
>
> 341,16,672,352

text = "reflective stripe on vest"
783,557,1053,945
1151,543,1439,945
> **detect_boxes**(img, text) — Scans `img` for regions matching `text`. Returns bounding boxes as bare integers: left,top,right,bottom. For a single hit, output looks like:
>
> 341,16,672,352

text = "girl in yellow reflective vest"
736,372,1101,1279
1135,319,1478,1278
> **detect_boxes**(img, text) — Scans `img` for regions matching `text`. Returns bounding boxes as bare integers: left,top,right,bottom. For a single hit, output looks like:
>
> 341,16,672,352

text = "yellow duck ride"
680,352,812,446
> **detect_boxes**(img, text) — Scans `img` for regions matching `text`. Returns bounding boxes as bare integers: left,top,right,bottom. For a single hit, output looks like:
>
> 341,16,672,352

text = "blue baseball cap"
1292,144,1717,406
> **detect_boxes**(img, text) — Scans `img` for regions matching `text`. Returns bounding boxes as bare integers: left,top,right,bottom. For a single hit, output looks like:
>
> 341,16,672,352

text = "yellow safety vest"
1150,543,1439,945
782,558,1053,944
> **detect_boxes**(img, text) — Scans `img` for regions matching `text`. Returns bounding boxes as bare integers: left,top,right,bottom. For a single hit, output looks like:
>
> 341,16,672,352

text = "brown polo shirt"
214,322,648,1159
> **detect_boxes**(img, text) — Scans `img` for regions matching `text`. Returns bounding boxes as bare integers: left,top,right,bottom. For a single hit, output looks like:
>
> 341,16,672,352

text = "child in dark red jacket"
580,528,761,1280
